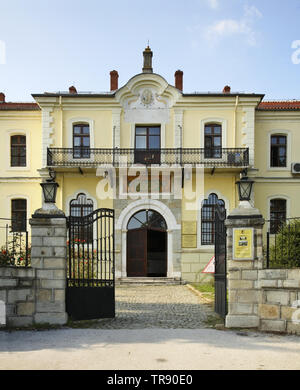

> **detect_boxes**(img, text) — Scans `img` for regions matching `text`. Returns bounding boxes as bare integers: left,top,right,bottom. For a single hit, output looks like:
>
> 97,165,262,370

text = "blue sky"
1,0,300,101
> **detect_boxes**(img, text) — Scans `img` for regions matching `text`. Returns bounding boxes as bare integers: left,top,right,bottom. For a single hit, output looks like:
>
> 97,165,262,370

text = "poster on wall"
233,228,254,260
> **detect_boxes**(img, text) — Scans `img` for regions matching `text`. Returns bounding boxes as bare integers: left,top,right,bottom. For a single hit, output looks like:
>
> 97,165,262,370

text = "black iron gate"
214,203,227,318
66,208,115,320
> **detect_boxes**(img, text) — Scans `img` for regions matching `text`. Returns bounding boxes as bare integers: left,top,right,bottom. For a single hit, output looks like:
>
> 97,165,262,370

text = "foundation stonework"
30,215,68,325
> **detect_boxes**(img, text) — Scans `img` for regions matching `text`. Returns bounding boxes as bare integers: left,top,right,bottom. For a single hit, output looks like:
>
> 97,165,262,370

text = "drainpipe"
59,95,63,147
234,95,239,147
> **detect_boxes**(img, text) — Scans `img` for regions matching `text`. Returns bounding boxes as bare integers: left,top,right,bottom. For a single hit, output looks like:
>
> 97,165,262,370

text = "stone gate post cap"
227,201,263,219
31,204,65,219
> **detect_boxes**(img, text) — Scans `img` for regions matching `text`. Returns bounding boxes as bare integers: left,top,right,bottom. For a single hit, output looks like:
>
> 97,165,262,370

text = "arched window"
69,193,94,243
127,210,167,230
204,124,222,159
270,198,287,234
70,193,93,217
73,123,90,158
201,193,225,245
11,135,26,167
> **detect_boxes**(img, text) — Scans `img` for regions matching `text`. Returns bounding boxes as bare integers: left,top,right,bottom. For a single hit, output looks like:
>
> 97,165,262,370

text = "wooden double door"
127,228,167,277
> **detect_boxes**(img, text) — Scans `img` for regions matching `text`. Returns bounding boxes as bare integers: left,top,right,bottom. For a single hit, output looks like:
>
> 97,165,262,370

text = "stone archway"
115,199,181,279
127,209,167,277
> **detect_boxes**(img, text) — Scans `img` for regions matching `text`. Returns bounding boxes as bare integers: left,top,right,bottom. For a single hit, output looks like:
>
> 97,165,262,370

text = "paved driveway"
94,284,217,329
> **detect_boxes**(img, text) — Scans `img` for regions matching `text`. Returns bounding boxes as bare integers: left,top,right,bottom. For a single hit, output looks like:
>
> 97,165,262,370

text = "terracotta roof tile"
0,102,40,111
257,101,300,110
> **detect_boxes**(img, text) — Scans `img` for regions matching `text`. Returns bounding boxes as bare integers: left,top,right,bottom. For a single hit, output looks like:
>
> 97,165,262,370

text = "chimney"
223,85,231,94
175,70,183,91
0,92,5,103
69,86,77,94
142,46,153,73
110,70,119,91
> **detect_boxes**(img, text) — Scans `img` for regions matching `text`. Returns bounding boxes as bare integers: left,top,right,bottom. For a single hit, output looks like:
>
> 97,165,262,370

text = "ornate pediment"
115,73,181,124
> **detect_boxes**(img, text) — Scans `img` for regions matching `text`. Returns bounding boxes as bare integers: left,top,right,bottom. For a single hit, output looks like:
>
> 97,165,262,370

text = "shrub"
269,219,300,268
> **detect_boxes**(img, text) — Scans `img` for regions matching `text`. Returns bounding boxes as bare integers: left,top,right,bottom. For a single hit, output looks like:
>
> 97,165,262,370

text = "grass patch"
191,283,215,303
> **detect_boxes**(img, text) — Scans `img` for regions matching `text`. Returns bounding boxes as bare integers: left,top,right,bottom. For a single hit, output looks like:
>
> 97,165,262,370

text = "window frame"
11,198,27,232
201,193,225,246
270,134,287,168
10,134,27,168
269,198,287,234
267,130,291,171
69,193,94,243
204,123,222,159
72,123,91,159
134,126,161,150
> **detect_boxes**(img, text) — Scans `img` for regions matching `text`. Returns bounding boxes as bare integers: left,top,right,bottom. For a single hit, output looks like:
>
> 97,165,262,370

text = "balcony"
47,147,249,168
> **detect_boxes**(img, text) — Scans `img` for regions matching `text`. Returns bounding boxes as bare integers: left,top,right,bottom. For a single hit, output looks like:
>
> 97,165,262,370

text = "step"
116,277,185,285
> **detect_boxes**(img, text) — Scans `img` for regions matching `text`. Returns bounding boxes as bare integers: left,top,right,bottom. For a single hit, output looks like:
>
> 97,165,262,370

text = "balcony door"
204,124,222,159
134,126,161,164
73,124,90,158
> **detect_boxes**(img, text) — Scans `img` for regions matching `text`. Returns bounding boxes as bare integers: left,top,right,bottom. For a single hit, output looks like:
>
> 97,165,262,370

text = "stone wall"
0,215,68,328
0,267,35,327
225,202,300,335
258,269,300,334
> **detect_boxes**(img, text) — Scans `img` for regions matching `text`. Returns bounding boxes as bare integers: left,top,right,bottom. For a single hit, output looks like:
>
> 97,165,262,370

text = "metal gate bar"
214,204,227,318
66,208,115,320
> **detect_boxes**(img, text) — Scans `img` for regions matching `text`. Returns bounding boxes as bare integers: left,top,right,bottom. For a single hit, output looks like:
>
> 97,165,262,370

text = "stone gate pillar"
29,205,68,325
225,201,265,328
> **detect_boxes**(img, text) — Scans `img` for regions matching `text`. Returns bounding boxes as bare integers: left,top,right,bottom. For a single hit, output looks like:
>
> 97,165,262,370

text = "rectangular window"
11,135,26,167
270,135,287,167
11,199,27,232
73,124,90,158
134,126,161,164
270,199,286,234
204,124,222,159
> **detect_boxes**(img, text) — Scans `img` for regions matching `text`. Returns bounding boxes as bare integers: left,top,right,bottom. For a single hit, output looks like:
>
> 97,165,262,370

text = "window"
134,126,161,164
204,124,222,158
11,199,27,232
270,198,287,234
69,193,93,242
270,135,287,167
11,135,26,167
73,124,90,158
127,210,167,230
201,193,225,245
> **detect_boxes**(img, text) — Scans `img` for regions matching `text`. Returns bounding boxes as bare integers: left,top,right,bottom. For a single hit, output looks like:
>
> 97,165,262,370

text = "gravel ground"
90,284,218,329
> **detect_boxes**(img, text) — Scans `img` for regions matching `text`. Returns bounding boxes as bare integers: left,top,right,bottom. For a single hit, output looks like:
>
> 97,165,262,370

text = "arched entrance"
127,210,167,277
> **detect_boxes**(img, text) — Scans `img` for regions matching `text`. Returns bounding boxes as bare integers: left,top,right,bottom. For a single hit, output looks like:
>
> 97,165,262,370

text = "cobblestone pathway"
93,284,218,329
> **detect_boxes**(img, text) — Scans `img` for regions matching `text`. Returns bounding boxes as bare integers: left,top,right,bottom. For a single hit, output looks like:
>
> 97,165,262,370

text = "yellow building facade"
1,48,300,283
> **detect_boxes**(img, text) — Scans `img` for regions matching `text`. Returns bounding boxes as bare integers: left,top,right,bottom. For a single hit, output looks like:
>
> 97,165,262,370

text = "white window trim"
200,118,228,165
197,190,230,250
7,195,30,233
65,190,98,216
6,130,30,171
115,199,181,279
200,118,227,148
267,195,290,223
267,130,291,171
67,118,95,163
130,123,166,164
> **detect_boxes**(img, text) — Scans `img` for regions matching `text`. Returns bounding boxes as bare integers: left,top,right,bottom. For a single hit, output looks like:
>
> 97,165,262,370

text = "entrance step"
116,277,185,285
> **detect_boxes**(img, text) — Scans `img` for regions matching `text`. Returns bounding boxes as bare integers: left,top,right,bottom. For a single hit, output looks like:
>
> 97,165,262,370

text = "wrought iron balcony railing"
47,147,249,168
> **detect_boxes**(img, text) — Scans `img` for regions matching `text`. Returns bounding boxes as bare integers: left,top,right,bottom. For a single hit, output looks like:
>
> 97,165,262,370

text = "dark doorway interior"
127,210,167,277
